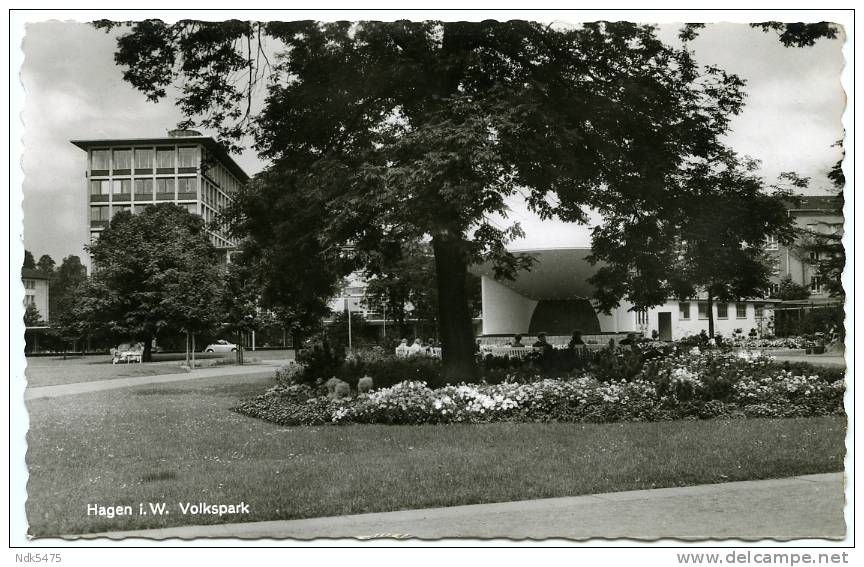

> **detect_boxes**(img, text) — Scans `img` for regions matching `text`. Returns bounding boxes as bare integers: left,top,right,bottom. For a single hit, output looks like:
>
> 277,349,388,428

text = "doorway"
658,312,672,341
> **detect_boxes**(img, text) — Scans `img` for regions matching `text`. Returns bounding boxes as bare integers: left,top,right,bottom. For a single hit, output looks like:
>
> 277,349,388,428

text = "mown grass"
26,372,846,537
24,358,187,388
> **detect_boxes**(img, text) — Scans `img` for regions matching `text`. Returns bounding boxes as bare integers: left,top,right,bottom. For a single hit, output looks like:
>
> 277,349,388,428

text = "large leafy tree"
590,157,799,337
681,22,841,47
36,254,56,276
99,19,748,378
48,255,88,324
61,204,223,361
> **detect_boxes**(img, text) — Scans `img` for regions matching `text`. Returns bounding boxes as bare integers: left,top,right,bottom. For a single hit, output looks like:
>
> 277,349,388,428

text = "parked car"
204,339,238,353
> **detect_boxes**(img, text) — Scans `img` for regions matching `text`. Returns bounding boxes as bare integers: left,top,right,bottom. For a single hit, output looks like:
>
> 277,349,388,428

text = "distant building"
21,268,50,324
472,248,776,342
767,194,844,299
72,129,249,262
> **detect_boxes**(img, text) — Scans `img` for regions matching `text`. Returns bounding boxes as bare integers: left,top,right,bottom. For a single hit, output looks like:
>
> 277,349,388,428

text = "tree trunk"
236,331,244,365
707,293,715,338
185,330,190,367
431,234,477,380
142,336,153,362
191,333,196,369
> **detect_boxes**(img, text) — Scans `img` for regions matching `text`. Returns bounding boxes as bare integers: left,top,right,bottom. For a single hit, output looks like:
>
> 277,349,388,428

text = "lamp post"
345,297,352,352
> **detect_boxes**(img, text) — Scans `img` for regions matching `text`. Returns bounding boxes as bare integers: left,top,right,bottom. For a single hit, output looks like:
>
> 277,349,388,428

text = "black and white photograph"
9,6,854,554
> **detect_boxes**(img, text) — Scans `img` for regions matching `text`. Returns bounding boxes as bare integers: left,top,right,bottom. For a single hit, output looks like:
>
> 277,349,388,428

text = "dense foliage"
280,342,664,390
98,19,791,380
57,204,223,361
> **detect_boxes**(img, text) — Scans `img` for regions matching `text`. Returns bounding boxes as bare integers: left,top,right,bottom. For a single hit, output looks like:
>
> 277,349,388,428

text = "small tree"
22,250,35,270
218,260,264,365
24,304,44,327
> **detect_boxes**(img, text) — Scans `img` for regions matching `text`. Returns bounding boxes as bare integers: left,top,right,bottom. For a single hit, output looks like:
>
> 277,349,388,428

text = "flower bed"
233,350,845,426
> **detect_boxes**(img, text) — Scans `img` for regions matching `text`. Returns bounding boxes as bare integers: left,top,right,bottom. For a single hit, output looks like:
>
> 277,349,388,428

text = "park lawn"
26,372,846,537
23,355,266,388
24,359,186,388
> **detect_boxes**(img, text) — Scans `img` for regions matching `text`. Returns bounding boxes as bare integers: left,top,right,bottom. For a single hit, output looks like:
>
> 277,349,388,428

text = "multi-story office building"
72,129,249,260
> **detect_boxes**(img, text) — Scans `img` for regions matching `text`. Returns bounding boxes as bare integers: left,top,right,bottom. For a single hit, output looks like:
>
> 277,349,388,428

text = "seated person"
510,334,525,347
407,338,424,356
395,338,409,357
568,330,585,348
532,332,554,353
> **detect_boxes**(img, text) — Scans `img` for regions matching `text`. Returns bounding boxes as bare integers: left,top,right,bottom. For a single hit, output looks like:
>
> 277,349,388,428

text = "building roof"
472,248,597,300
21,268,49,280
70,135,250,183
472,247,783,303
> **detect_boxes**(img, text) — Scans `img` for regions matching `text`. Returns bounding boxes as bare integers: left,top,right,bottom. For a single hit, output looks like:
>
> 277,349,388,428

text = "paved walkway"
24,363,282,400
74,473,845,541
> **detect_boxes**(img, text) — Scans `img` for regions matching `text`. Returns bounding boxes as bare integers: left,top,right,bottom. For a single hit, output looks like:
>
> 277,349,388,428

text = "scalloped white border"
6,4,856,558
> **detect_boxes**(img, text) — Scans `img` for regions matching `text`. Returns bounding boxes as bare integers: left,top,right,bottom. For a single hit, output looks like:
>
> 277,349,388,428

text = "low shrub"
274,363,305,386
357,376,374,394
340,354,447,389
334,381,351,399
324,377,341,395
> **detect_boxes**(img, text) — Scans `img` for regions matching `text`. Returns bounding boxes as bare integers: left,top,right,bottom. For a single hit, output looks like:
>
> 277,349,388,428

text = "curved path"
73,473,845,541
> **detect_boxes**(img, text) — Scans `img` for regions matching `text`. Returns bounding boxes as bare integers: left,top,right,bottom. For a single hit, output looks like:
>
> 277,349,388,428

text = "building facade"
768,195,844,298
72,129,249,261
21,268,50,324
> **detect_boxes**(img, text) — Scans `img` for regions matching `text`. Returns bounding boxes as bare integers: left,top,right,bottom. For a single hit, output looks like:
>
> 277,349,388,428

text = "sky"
17,19,846,262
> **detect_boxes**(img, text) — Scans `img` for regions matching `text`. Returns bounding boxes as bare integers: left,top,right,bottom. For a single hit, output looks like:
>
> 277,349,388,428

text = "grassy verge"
24,361,185,388
26,372,846,537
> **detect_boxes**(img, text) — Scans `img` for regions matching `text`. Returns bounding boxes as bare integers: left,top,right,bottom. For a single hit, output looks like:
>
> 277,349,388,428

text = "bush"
274,363,305,386
295,341,344,384
357,376,374,394
334,381,351,399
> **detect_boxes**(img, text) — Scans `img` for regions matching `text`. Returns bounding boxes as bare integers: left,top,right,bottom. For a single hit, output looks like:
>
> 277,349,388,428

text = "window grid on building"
736,303,747,319
810,277,823,294
84,140,243,253
678,301,690,320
